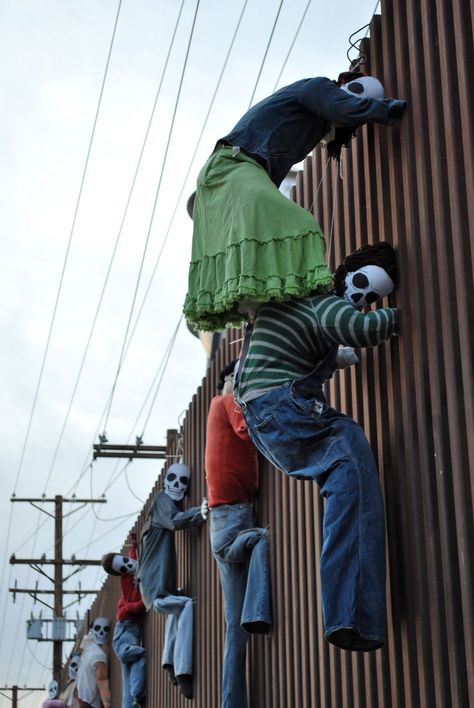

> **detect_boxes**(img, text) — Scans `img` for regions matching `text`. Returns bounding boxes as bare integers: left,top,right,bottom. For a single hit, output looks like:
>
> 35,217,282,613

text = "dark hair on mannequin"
326,71,367,161
335,70,366,86
101,552,121,576
217,359,238,391
333,242,396,296
326,127,357,160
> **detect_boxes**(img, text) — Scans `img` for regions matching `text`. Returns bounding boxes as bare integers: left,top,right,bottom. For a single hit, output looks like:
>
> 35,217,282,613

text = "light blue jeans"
236,350,386,651
210,503,271,708
112,620,146,708
153,595,193,676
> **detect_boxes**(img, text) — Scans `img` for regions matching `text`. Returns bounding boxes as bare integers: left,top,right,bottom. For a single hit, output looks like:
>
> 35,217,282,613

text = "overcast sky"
0,0,378,703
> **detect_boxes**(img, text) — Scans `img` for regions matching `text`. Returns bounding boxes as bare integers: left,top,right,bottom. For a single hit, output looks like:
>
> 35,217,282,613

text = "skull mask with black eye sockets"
340,76,385,100
164,463,190,502
111,554,137,576
48,680,59,699
92,617,111,645
343,265,394,309
68,654,80,681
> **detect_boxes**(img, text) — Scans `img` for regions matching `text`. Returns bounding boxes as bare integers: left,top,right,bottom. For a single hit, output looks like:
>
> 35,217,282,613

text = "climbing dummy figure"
101,532,146,708
235,242,397,651
183,72,406,331
75,617,111,708
205,361,271,708
136,462,208,700
42,680,65,708
59,654,80,707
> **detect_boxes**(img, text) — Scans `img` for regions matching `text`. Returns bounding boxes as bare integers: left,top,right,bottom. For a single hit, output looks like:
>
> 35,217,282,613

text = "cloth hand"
335,346,359,369
200,497,209,520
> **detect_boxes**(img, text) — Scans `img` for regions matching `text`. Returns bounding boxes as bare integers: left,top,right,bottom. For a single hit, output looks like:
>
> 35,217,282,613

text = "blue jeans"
236,351,386,651
210,503,271,708
112,620,146,708
154,595,193,676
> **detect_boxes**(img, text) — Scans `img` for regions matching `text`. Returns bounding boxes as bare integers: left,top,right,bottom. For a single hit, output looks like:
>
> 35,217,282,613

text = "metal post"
53,494,63,681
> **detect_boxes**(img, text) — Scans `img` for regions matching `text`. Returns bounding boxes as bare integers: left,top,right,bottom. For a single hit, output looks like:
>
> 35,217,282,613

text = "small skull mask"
68,654,80,681
48,680,59,699
92,617,111,645
111,554,137,576
344,265,394,309
341,76,384,100
164,463,190,502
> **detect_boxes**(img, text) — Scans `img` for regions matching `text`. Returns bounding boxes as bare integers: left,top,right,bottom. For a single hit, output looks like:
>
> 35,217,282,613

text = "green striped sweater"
238,294,397,401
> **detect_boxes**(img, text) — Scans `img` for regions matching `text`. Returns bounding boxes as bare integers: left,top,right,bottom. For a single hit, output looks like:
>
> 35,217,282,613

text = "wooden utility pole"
53,495,62,685
9,494,106,683
0,686,44,707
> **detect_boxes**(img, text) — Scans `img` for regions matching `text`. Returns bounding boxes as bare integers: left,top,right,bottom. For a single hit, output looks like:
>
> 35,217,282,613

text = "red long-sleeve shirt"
205,395,259,507
116,538,146,622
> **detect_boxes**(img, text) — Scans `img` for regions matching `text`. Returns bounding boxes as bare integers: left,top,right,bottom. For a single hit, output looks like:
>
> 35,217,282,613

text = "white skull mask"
111,554,137,576
343,265,394,308
341,76,384,100
48,680,59,699
164,463,190,502
68,654,80,681
92,617,111,645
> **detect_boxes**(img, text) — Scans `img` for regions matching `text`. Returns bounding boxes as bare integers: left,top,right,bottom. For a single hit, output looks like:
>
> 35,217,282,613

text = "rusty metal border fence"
81,0,473,705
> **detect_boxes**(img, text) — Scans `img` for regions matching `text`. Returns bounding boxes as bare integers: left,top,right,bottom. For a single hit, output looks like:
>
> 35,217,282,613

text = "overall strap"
234,323,253,395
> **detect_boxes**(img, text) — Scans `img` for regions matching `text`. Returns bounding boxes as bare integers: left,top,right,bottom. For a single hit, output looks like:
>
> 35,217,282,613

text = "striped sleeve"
314,295,397,347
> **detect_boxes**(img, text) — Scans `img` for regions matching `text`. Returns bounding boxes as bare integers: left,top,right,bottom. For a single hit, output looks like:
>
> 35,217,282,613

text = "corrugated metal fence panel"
78,1,473,705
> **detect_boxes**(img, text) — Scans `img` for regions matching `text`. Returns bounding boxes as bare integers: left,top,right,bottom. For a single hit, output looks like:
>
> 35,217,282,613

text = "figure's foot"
176,674,193,700
242,619,272,634
163,663,178,686
326,627,384,651
132,698,145,707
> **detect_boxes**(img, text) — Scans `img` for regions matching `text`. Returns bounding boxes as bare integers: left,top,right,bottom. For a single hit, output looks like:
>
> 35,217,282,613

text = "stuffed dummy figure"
59,654,80,708
183,72,406,331
101,533,146,708
41,680,66,708
235,242,397,652
136,463,208,700
205,360,271,708
75,618,111,708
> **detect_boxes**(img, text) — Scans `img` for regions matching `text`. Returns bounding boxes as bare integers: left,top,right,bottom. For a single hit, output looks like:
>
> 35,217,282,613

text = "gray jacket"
137,491,204,609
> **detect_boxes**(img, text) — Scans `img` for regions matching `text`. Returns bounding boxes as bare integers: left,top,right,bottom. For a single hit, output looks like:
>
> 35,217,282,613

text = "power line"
247,0,285,108
47,0,251,511
111,0,251,357
272,0,311,90
40,0,188,500
0,5,124,679
138,315,184,437
101,0,202,435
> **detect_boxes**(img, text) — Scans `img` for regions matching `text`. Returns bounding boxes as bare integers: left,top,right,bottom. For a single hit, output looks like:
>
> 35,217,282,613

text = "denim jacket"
220,76,400,186
137,491,204,609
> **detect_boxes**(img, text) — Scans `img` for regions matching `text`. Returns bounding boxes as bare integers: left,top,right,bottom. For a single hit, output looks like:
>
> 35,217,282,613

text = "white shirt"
76,634,107,708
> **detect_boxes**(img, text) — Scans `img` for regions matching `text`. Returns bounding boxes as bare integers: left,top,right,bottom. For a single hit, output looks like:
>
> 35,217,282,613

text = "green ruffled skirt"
183,145,332,331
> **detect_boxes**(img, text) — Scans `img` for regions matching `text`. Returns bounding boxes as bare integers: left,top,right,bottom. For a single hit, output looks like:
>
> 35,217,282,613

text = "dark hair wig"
333,242,397,296
325,71,367,161
101,552,121,576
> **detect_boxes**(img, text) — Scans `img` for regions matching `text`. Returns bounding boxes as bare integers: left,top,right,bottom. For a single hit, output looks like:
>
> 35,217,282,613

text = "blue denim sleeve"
151,492,204,531
299,76,401,127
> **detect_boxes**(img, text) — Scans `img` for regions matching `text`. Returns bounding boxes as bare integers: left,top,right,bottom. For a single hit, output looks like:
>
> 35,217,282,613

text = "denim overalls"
112,620,146,708
210,503,271,708
236,347,386,650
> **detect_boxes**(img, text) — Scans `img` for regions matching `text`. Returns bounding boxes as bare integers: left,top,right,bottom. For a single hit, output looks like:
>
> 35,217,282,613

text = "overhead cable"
272,0,311,91
101,0,202,435
42,0,188,498
247,0,285,108
0,7,124,675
